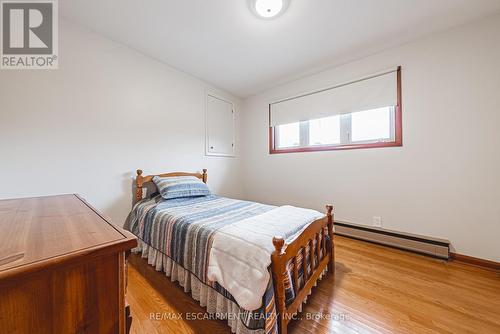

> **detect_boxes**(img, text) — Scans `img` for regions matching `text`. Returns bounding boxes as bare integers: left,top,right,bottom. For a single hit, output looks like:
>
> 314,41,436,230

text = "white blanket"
206,205,323,311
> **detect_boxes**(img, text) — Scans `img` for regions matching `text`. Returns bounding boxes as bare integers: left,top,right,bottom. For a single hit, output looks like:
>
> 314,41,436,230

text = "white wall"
241,15,500,262
0,20,242,226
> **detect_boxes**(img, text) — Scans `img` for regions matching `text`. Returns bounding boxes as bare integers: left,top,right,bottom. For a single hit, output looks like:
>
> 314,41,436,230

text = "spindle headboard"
135,169,207,201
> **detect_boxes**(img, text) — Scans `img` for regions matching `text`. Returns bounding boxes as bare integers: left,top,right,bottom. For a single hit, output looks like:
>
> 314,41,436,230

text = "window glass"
351,107,392,142
277,122,300,148
309,115,341,146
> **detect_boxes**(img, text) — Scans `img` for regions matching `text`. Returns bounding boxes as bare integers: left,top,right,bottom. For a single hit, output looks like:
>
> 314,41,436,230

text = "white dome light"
250,0,289,19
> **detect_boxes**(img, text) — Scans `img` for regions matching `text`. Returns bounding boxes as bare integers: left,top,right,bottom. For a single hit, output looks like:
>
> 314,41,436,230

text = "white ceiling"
61,0,500,97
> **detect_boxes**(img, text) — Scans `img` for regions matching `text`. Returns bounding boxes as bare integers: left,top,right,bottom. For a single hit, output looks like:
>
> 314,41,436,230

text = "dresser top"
0,194,136,279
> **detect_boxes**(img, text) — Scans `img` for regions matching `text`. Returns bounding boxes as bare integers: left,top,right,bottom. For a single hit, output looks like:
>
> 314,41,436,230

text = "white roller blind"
270,69,398,127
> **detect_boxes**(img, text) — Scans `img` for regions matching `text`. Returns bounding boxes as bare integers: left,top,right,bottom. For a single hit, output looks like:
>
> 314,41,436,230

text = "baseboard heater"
334,221,450,259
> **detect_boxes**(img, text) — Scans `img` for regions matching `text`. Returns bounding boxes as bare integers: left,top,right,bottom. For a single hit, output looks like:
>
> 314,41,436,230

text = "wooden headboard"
135,169,207,201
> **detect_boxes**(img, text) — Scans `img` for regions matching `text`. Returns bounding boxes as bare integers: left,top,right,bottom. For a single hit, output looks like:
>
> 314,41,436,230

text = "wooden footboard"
271,205,334,334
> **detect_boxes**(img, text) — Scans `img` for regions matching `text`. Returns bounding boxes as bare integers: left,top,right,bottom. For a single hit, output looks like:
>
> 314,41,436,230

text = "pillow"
152,175,210,200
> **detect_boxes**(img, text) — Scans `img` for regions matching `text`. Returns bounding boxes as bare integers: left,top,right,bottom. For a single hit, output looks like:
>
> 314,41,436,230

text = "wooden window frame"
269,66,402,154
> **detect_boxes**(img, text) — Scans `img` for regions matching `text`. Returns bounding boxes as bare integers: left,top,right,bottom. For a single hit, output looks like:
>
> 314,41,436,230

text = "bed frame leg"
326,204,335,275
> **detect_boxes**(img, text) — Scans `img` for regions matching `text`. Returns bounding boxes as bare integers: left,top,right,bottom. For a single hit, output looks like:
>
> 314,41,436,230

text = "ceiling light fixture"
249,0,290,19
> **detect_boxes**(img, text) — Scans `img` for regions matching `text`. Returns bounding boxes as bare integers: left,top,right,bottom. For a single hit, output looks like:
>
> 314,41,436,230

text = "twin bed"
125,169,335,334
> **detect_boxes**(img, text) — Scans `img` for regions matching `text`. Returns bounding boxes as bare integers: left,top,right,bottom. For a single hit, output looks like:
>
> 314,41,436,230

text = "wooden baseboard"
450,253,500,271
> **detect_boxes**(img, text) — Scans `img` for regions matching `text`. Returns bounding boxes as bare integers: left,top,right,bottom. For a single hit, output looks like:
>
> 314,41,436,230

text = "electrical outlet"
372,216,382,228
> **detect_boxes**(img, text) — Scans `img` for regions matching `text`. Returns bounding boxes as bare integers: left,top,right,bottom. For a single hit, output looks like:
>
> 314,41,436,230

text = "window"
275,106,395,150
270,67,402,153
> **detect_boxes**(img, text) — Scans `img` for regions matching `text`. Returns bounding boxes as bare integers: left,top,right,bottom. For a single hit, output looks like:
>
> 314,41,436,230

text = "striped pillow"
153,176,210,200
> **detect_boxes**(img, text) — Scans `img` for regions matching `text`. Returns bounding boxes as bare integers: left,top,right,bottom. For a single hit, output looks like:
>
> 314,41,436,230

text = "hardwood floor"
127,236,500,334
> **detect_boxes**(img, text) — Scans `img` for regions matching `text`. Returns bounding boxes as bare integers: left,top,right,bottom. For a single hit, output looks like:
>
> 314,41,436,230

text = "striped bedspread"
125,194,327,334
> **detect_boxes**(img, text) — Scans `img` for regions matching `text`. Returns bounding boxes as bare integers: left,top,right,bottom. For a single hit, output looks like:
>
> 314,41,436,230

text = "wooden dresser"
0,194,137,334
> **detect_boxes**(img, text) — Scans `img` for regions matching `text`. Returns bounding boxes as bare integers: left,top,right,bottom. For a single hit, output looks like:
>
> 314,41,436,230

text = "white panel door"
206,94,235,156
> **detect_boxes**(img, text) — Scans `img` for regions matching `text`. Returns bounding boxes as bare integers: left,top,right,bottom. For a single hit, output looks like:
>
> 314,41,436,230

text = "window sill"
269,140,402,154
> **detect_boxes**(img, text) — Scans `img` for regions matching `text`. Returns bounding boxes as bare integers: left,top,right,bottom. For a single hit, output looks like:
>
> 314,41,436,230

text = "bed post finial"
271,236,287,333
136,169,144,201
326,204,335,275
202,169,208,184
272,236,285,254
326,204,333,217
